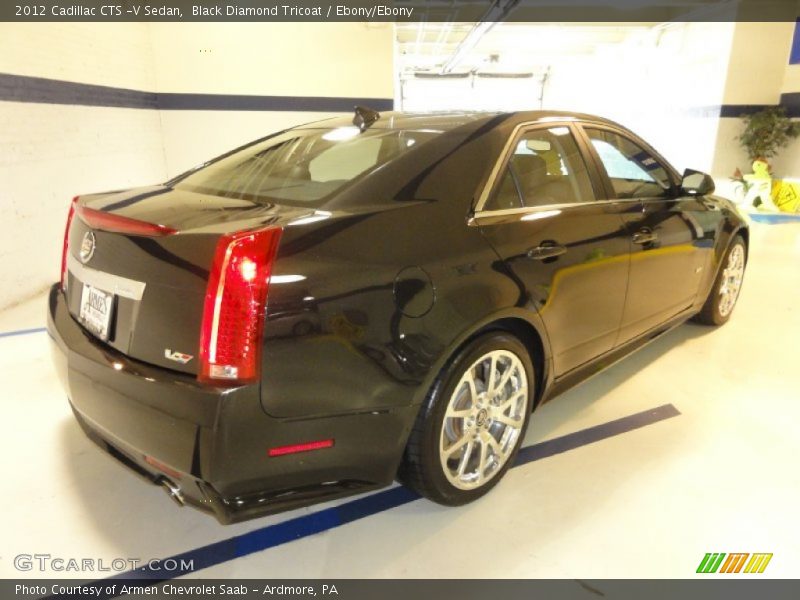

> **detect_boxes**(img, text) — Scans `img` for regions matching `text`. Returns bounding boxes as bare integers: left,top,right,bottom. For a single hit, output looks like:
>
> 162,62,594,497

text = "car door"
474,123,633,377
580,126,710,344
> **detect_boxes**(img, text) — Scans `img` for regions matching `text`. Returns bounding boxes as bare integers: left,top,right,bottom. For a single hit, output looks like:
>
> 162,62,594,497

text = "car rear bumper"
47,284,413,523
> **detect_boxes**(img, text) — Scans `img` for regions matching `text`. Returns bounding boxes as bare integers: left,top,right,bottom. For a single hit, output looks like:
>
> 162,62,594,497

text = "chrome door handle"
527,242,567,260
632,229,658,245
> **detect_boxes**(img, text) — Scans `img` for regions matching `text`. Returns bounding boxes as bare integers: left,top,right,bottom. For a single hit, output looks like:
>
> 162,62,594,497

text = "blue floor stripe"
68,403,680,597
749,212,800,224
0,326,46,339
515,403,680,464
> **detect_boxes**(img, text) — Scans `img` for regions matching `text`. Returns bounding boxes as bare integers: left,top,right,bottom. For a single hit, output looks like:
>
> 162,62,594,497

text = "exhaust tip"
160,478,185,507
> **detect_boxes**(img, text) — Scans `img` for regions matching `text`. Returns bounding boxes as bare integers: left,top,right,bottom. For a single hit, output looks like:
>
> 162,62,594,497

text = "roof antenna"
353,105,380,132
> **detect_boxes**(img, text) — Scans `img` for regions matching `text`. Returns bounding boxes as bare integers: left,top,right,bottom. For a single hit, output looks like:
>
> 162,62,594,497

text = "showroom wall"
711,21,798,178
150,23,394,175
0,23,393,311
0,24,167,311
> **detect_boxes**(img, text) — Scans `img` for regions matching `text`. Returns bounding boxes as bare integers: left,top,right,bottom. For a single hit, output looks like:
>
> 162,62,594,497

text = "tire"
693,235,747,326
399,332,535,506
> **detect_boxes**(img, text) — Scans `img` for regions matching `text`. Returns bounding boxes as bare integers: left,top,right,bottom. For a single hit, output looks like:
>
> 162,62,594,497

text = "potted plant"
732,107,800,209
737,106,800,161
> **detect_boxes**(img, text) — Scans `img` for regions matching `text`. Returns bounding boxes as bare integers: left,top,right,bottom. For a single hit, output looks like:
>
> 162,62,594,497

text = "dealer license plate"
79,284,114,341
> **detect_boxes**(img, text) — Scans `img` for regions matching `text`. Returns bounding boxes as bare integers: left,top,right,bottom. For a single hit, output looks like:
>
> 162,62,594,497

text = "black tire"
398,332,535,506
693,234,747,326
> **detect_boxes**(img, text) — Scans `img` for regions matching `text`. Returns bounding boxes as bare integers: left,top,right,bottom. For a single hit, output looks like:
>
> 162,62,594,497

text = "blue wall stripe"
0,73,157,109
157,93,394,112
64,403,680,598
0,326,46,339
0,72,393,112
4,72,799,119
779,92,800,115
720,99,800,118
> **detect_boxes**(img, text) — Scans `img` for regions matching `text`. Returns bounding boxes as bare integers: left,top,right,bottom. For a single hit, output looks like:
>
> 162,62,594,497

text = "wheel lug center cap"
475,408,488,427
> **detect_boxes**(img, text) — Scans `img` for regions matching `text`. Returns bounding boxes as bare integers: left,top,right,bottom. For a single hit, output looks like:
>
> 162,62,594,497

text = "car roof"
295,110,625,133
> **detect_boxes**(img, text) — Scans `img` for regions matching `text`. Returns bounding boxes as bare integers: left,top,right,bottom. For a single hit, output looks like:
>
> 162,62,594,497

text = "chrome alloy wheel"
439,350,529,490
718,243,745,318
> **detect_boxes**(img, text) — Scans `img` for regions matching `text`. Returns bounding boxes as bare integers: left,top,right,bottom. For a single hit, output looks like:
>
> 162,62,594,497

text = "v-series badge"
164,349,194,364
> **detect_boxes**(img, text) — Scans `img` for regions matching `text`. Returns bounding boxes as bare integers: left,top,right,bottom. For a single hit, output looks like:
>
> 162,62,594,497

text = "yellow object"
751,159,770,178
771,180,800,213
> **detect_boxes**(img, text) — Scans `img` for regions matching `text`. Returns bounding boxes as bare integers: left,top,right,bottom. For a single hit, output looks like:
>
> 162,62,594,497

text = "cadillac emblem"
79,231,96,264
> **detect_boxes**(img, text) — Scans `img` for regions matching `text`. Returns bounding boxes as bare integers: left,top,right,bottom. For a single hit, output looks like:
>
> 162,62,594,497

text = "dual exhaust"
159,478,185,507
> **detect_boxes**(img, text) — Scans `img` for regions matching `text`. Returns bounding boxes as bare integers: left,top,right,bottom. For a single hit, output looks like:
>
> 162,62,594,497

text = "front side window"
585,128,672,199
485,126,595,211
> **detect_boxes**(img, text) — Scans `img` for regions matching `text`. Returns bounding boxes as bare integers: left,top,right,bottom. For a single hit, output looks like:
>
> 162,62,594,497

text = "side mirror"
681,169,715,196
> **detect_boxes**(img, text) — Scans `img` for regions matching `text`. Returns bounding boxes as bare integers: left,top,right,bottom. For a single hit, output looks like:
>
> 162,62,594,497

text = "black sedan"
48,109,748,523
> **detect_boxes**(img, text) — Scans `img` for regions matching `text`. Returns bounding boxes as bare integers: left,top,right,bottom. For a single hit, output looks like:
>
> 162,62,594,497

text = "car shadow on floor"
57,321,713,572
526,321,714,442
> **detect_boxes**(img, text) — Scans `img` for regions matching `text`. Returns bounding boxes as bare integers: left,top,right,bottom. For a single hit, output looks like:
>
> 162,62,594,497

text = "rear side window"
175,127,437,205
485,126,595,211
585,128,672,199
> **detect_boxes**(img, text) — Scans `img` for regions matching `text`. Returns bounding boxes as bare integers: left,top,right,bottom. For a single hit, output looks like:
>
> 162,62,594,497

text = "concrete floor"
1,222,798,579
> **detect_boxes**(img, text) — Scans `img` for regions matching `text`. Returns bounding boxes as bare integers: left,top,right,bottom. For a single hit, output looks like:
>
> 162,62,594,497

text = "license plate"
79,284,114,341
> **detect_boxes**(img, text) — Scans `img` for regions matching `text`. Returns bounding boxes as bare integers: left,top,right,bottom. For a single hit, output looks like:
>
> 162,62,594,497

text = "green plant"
730,167,753,195
737,107,800,162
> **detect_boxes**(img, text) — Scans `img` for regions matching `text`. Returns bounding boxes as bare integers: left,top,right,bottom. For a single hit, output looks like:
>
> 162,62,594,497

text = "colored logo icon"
697,553,773,574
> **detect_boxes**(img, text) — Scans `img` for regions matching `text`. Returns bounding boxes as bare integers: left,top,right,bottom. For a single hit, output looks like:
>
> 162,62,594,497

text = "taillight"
76,205,177,236
60,197,78,291
198,228,283,385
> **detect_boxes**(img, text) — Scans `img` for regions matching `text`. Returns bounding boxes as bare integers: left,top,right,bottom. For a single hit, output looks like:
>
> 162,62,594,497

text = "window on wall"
585,128,672,199
485,126,595,211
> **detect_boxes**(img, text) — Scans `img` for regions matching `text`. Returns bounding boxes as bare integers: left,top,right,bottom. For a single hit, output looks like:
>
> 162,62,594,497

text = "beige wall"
0,23,157,89
0,24,166,310
150,23,393,96
720,22,794,105
712,22,799,179
149,23,394,175
781,64,800,94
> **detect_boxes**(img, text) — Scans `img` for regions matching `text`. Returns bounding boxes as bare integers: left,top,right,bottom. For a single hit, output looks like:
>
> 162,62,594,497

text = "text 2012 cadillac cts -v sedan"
48,109,748,523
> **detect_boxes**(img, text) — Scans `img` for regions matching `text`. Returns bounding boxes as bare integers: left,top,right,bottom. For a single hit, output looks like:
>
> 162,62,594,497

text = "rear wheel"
694,235,746,326
399,332,534,505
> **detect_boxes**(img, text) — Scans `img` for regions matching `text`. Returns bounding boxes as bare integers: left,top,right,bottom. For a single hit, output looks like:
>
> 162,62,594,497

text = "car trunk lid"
63,186,312,376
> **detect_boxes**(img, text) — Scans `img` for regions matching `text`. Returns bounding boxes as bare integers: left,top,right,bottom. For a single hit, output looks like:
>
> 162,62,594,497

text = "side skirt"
538,307,698,406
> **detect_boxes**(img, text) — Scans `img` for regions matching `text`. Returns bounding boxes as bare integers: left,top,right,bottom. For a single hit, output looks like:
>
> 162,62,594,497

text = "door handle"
527,242,567,260
632,229,658,245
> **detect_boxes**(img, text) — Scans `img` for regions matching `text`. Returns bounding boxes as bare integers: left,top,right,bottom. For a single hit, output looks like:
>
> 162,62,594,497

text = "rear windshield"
175,127,439,205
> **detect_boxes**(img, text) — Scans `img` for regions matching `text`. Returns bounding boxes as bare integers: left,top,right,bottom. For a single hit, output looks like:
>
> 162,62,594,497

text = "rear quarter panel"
259,119,551,419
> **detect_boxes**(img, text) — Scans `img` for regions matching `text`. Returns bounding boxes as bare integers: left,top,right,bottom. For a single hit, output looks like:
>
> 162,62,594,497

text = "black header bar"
2,0,799,22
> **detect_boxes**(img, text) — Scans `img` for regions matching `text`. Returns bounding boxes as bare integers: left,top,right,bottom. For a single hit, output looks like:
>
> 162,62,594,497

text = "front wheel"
694,235,747,326
399,332,534,506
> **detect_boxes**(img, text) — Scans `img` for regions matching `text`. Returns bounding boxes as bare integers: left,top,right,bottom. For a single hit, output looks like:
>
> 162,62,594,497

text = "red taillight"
268,439,335,457
60,197,78,291
198,228,283,385
76,205,177,236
